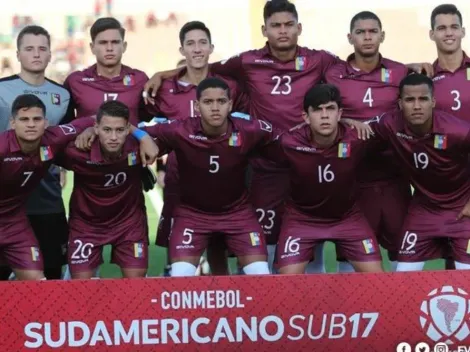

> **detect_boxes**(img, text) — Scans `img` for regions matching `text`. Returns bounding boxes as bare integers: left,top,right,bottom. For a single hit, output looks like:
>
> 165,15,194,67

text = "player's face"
399,84,435,126
348,19,384,57
179,29,213,69
430,14,465,54
262,12,301,52
303,102,342,137
91,29,127,68
95,115,129,154
196,88,233,131
17,34,51,74
10,107,47,142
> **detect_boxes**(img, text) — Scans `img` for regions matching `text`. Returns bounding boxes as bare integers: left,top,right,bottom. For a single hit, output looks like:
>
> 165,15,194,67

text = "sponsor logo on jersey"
82,77,95,82
3,156,23,162
189,134,208,141
396,132,413,140
254,59,274,64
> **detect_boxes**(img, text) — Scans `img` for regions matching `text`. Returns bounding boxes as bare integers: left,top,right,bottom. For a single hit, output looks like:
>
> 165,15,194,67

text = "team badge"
337,142,351,158
31,247,40,261
39,146,53,161
123,74,135,86
249,232,261,246
134,243,144,258
295,56,306,71
51,93,61,105
381,68,392,83
228,132,242,147
127,152,138,166
362,239,376,254
434,134,448,150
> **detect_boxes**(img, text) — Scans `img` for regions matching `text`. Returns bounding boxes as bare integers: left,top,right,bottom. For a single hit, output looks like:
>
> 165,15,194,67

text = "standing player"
140,77,275,276
370,74,470,271
269,84,383,274
56,101,157,279
0,95,94,280
0,25,74,280
64,17,151,125
324,12,411,272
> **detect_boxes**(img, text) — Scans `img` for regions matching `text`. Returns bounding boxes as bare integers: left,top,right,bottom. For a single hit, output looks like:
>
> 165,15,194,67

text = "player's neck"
270,46,297,62
180,66,209,85
407,118,433,137
310,128,338,148
16,136,41,155
96,63,122,79
18,69,45,86
201,120,228,137
100,146,122,161
351,53,380,73
437,49,464,72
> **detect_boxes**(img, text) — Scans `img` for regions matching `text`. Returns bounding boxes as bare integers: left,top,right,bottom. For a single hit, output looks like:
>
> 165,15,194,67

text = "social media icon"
433,343,449,352
416,342,430,352
397,342,412,352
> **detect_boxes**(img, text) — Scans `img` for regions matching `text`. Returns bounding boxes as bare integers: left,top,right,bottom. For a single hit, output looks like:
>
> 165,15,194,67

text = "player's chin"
21,133,42,141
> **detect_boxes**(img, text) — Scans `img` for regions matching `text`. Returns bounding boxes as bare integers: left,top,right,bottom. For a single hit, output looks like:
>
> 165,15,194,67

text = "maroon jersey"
264,123,369,221
142,116,276,213
55,137,146,230
151,69,248,119
372,110,470,210
64,64,150,124
0,118,94,221
210,44,338,131
433,53,470,121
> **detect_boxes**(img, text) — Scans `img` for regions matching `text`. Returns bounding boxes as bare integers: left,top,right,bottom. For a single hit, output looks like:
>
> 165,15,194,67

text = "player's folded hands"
75,127,96,150
139,135,159,166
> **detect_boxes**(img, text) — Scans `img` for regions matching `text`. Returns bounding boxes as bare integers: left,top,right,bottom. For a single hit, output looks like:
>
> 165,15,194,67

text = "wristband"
132,129,149,141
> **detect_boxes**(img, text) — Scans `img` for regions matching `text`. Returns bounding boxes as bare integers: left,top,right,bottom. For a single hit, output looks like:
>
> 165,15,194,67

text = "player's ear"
429,29,435,42
337,108,343,120
44,119,49,129
194,100,201,114
209,43,214,55
297,23,302,36
178,46,185,56
9,117,14,129
380,30,385,43
302,111,309,124
398,99,403,111
261,24,267,38
431,97,436,108
122,41,127,54
228,99,233,112
89,42,95,55
462,27,466,38
347,33,353,45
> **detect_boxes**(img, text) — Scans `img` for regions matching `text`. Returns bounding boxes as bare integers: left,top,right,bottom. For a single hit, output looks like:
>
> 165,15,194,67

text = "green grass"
62,172,444,276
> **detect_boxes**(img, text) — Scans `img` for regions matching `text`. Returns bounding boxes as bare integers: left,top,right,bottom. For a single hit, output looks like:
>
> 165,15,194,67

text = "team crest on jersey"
434,134,448,150
134,243,144,258
362,239,376,254
249,232,261,246
51,93,61,105
30,247,40,261
228,132,242,147
39,146,53,161
127,152,138,166
295,56,306,71
381,68,392,83
123,74,135,86
466,67,470,80
337,142,351,158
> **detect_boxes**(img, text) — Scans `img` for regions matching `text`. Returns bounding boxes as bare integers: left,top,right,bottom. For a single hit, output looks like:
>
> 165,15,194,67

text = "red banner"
1,272,470,351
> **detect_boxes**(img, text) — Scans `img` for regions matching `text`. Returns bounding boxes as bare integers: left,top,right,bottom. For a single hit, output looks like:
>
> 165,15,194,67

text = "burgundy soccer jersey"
55,136,147,230
432,53,470,121
64,64,150,124
372,110,470,210
0,118,94,221
142,117,277,213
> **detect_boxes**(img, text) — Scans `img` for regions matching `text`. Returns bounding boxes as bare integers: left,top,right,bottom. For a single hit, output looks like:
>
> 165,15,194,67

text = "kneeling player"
265,84,383,274
139,77,275,276
370,74,470,271
57,101,159,279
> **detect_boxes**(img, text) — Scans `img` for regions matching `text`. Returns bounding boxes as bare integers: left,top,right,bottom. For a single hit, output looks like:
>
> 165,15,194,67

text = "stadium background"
2,0,469,276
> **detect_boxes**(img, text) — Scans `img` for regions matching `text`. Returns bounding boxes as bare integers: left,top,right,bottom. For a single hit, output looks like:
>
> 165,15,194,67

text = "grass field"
62,172,445,277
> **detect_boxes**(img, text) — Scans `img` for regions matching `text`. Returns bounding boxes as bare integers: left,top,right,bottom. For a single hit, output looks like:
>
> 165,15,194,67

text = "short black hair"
17,25,51,49
431,4,463,29
303,84,342,112
196,77,230,100
350,11,382,32
399,74,434,97
90,17,125,42
263,0,298,22
96,100,130,123
11,94,46,117
179,21,211,46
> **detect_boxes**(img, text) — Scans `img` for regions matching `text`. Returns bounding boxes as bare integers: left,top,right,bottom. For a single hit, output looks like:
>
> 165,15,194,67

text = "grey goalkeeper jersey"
0,75,75,215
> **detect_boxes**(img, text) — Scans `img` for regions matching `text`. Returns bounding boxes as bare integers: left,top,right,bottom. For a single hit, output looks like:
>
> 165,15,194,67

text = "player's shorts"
356,179,411,260
276,207,382,268
0,219,43,271
68,219,149,274
28,212,68,268
397,204,470,264
249,168,290,245
169,205,267,261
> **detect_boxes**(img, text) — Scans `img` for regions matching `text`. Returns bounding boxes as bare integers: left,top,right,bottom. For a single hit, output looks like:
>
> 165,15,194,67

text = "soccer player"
64,17,151,125
370,74,470,271
139,77,275,276
0,94,94,280
55,101,157,279
324,11,411,272
150,21,248,276
268,84,383,274
0,25,75,280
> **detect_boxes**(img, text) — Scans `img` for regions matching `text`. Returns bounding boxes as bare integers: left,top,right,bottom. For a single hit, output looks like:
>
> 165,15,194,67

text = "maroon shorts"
397,205,470,264
68,219,149,274
169,205,267,261
277,208,382,268
356,179,411,260
249,168,290,245
0,219,43,271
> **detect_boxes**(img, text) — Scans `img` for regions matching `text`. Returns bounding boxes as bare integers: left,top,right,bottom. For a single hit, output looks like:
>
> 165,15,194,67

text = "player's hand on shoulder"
75,127,96,151
143,73,162,105
139,134,159,166
408,62,434,77
341,118,373,140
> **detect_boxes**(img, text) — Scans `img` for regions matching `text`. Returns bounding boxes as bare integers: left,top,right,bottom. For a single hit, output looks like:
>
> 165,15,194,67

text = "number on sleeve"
318,164,335,183
104,93,119,101
413,152,429,170
209,155,219,173
400,231,417,251
182,228,193,245
451,90,461,111
271,75,292,95
21,171,33,187
104,172,127,187
363,87,373,107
